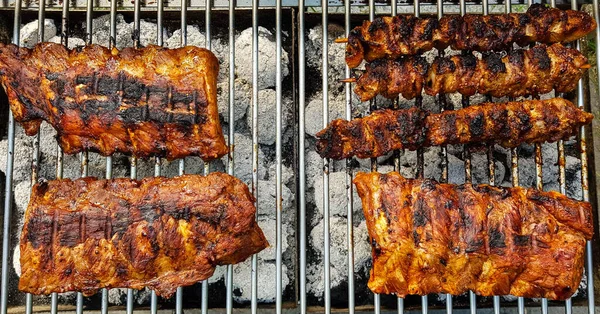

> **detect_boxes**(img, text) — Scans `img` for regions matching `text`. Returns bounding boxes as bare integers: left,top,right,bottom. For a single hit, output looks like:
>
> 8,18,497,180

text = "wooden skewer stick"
340,78,357,83
335,37,349,43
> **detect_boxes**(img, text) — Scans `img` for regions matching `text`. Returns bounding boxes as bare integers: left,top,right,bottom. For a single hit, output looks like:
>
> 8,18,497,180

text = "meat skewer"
316,98,593,159
345,4,596,68
354,171,593,299
19,172,268,298
354,43,589,102
0,42,228,161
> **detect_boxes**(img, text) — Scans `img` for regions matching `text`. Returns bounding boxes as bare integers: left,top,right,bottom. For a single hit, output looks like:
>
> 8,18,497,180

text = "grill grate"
0,0,599,313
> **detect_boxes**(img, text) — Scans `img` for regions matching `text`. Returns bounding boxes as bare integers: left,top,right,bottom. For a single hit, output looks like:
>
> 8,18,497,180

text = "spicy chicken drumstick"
345,4,596,68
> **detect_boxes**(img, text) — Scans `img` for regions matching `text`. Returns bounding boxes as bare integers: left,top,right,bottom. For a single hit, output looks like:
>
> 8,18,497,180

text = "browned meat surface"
354,43,589,101
346,4,596,68
0,42,228,161
19,173,268,298
354,171,593,299
316,98,592,159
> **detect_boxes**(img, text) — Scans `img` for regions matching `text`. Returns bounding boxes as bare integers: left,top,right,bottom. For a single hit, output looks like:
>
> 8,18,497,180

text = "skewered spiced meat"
346,4,596,68
354,43,589,101
316,98,592,159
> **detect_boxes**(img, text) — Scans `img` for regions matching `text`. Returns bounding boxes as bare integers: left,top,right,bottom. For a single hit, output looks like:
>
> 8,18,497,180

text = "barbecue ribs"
19,173,268,297
0,42,228,160
354,171,593,299
346,4,596,68
354,43,589,101
316,98,592,159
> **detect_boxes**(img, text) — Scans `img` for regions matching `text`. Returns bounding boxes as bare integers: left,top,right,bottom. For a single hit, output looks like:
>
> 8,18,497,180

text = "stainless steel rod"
201,0,212,310
157,0,164,47
86,0,93,44
251,0,260,312
518,296,525,314
174,1,188,312
322,0,331,312
590,2,600,314
127,1,141,311
226,0,236,312
50,292,58,314
276,0,283,312
151,158,161,314
436,3,451,313
27,4,47,314
151,3,163,314
205,0,211,50
298,0,306,312
0,0,18,297
398,298,404,314
344,1,355,314
102,0,117,311
421,296,428,314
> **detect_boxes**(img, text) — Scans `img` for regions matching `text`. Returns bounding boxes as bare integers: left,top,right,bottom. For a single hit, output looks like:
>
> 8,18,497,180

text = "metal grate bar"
435,2,451,313
589,1,600,314
298,0,307,309
200,0,212,311
127,0,142,312
0,0,19,294
276,0,284,312
225,0,236,312
343,0,355,313
321,0,331,311
174,1,188,313
250,0,260,308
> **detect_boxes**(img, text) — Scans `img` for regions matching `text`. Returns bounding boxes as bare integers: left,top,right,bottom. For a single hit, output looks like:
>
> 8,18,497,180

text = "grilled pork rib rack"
354,43,589,101
19,173,268,297
345,4,596,68
0,43,228,160
354,172,593,299
316,98,593,159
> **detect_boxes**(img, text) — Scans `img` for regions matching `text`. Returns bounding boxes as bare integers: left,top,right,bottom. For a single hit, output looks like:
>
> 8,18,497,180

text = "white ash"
245,89,294,145
304,91,368,138
222,133,268,185
305,24,347,94
307,217,371,299
19,19,56,48
137,20,167,47
91,14,134,49
255,179,294,224
256,217,291,261
235,26,290,90
232,256,289,303
48,36,85,49
312,171,362,221
268,163,294,186
218,79,251,123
